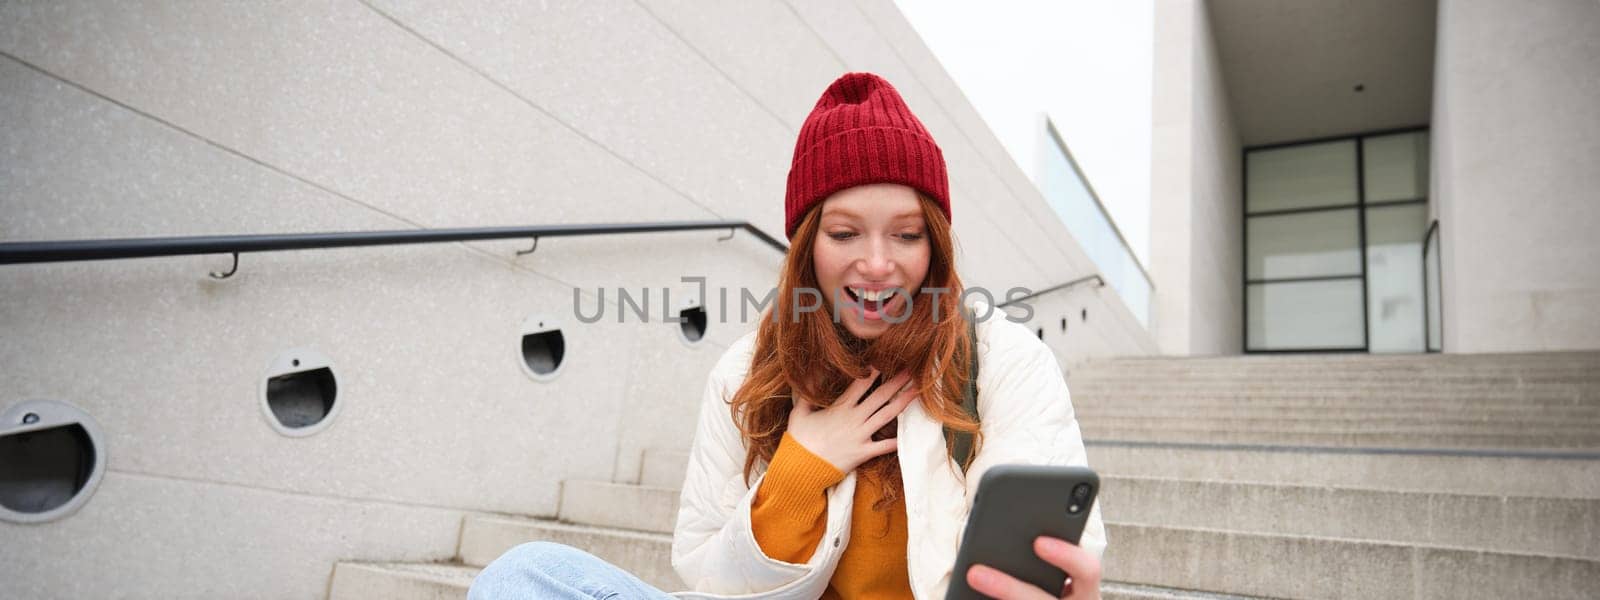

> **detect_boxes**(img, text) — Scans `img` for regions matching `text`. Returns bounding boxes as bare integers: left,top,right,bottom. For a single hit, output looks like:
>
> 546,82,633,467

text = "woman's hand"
966,536,1102,599
787,367,918,473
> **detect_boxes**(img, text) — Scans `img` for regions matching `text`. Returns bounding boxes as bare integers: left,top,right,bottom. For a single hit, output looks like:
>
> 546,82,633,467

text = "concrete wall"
1431,0,1600,353
0,1,1154,596
1150,0,1244,356
1186,2,1245,357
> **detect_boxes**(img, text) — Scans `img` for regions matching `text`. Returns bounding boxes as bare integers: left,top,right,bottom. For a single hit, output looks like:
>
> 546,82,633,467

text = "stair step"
458,516,683,591
1083,377,1599,384
1083,414,1600,433
1084,427,1600,449
561,480,679,534
1089,441,1600,497
1105,523,1600,599
328,562,474,599
1101,475,1600,559
1087,366,1599,374
1078,351,1600,369
1101,581,1273,599
1068,390,1593,400
1074,378,1600,388
1076,405,1600,421
1080,426,1600,450
1073,368,1599,377
1072,393,1598,406
1068,370,1600,380
1056,385,1593,404
1076,367,1600,376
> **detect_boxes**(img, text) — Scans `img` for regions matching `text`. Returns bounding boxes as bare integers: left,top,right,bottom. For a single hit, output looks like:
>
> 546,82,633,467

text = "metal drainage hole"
1060,317,1068,332
266,367,338,430
1036,327,1045,340
0,424,95,515
522,329,566,375
679,306,708,342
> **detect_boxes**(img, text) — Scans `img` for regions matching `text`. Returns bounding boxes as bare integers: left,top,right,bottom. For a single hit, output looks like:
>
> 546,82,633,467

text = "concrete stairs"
330,351,1600,599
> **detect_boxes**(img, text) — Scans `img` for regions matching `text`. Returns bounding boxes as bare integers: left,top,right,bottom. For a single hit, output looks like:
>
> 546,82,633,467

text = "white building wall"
1150,0,1243,356
1431,0,1600,353
0,1,1154,596
1187,2,1244,357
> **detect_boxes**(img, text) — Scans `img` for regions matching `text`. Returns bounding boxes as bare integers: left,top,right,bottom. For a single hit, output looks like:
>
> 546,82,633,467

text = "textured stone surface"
1433,0,1600,354
560,480,680,534
1071,353,1600,494
1104,523,1600,600
1102,475,1600,559
640,448,691,488
0,472,466,599
1090,442,1600,497
364,0,791,229
0,238,634,515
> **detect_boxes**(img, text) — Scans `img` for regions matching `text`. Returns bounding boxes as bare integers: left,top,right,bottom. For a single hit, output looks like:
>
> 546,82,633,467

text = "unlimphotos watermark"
572,276,1036,324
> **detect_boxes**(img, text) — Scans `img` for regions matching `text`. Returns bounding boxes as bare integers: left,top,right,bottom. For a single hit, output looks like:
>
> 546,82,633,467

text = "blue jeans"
468,541,676,600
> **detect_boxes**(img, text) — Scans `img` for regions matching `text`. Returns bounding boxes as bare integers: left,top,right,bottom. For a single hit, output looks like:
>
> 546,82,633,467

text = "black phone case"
945,464,1099,600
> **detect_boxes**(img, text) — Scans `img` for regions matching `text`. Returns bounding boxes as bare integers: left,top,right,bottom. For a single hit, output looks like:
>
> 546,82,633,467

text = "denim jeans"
468,541,676,600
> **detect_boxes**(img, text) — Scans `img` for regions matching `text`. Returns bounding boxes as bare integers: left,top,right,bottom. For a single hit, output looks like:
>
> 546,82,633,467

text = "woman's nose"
859,240,895,276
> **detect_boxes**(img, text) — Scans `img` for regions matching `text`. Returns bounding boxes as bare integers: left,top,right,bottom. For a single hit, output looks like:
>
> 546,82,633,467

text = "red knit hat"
785,72,950,240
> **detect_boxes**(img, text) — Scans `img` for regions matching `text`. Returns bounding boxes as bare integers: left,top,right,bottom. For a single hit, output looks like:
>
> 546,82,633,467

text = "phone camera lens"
1071,483,1091,500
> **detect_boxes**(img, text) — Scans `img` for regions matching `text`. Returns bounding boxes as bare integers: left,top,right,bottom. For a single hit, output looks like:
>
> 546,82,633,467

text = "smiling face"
811,183,932,340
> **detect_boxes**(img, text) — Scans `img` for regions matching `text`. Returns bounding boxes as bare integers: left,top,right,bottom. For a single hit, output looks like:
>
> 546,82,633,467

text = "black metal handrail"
1421,219,1442,352
997,274,1105,308
0,220,788,266
2,221,1109,316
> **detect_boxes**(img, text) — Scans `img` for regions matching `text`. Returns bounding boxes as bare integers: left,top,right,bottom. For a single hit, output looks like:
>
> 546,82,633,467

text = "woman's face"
811,183,932,340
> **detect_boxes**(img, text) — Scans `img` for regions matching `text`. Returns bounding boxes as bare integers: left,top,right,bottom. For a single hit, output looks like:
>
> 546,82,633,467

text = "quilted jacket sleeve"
962,321,1108,560
669,342,820,594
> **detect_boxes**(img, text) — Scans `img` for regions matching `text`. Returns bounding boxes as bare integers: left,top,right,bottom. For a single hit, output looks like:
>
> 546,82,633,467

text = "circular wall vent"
676,293,708,345
0,400,107,524
261,348,341,437
520,314,567,381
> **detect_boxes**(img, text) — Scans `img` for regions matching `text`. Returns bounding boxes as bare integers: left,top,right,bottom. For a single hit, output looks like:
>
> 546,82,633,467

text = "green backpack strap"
946,307,980,475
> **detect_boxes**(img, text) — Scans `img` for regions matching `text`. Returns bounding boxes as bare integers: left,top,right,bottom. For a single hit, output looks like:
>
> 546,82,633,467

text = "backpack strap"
946,307,980,475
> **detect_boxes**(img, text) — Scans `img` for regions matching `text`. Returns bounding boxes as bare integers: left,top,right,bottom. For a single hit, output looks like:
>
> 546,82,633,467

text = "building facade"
1151,0,1599,356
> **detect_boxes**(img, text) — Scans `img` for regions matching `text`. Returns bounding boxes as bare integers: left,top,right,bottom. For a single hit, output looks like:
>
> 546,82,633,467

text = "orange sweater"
751,432,912,600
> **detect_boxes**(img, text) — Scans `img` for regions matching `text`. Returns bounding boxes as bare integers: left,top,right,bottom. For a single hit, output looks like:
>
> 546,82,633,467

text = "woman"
471,72,1106,600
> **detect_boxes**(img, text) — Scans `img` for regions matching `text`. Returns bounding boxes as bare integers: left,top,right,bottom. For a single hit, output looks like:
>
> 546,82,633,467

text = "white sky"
893,0,1154,267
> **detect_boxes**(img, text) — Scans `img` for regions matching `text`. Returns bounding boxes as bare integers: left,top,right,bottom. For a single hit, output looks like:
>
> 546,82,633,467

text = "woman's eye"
827,232,921,241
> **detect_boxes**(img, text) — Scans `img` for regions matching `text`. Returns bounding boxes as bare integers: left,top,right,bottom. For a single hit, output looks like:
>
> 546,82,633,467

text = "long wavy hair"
730,191,982,511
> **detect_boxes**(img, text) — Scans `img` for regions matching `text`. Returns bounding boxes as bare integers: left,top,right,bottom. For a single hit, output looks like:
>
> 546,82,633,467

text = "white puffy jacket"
669,297,1107,600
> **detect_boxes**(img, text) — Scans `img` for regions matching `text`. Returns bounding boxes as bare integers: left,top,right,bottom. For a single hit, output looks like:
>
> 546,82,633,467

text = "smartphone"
945,464,1099,600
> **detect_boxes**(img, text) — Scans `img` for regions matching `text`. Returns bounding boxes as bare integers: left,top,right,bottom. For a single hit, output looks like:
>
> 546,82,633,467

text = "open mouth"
844,287,891,314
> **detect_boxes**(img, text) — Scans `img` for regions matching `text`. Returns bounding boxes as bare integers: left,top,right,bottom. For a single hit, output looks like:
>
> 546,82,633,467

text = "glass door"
1244,129,1429,353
